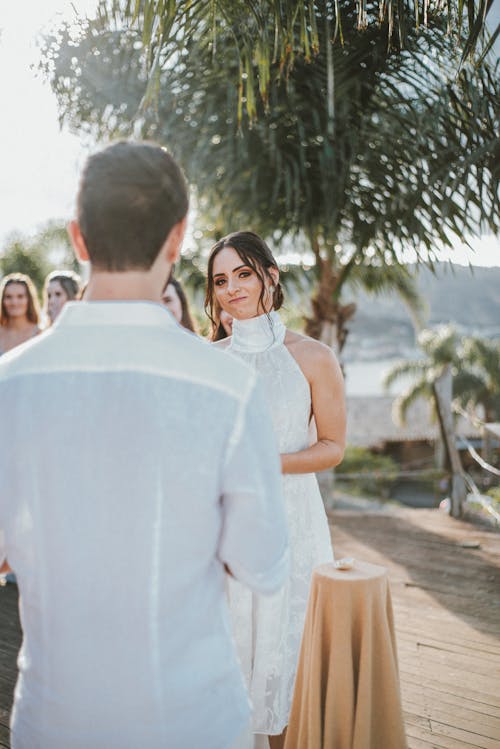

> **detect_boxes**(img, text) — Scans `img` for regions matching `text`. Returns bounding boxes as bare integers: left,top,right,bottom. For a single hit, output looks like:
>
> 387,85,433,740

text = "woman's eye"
215,279,226,286
239,271,251,278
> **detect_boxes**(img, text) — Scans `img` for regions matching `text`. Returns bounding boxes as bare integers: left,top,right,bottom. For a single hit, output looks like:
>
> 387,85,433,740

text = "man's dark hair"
77,141,189,271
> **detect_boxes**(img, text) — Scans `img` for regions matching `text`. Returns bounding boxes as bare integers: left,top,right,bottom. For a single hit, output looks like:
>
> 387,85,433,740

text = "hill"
342,262,500,361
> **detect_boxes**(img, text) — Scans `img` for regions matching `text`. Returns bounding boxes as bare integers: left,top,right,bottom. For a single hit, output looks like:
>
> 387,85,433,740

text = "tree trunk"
433,366,467,518
304,255,356,353
304,244,356,508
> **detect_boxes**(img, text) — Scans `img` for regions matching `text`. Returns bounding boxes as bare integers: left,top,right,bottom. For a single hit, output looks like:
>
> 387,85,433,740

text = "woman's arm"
281,340,346,474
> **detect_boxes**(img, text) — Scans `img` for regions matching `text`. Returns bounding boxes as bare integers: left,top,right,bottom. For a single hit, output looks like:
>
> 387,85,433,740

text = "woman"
0,273,41,583
206,231,346,749
211,309,233,340
43,270,81,325
0,273,41,355
162,276,197,332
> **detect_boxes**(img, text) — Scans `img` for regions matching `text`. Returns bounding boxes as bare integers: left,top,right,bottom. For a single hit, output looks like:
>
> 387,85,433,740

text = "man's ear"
68,221,90,262
164,216,187,265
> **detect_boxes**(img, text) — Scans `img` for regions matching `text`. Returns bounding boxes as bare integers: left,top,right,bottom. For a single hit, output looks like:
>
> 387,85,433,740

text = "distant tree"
0,222,79,295
0,241,51,295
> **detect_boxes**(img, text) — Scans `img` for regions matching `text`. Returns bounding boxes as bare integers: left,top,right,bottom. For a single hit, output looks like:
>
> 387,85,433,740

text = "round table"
285,560,407,749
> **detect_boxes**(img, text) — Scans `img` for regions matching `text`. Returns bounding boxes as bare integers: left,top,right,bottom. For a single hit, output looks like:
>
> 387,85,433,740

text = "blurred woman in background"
210,309,233,340
43,270,81,325
0,273,40,355
162,276,197,333
0,272,41,583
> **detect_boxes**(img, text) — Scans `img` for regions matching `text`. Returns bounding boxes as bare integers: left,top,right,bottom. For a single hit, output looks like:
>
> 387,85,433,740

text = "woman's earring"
269,285,275,294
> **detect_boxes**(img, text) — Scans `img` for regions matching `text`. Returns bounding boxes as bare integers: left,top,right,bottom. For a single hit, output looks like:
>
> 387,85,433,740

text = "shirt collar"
54,300,179,329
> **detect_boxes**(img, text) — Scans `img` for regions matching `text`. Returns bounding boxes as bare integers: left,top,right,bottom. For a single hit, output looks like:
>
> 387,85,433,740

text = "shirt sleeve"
218,373,289,595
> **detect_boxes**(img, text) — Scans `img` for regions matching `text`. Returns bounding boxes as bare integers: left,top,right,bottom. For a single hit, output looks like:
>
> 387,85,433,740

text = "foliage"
40,4,499,349
336,445,399,496
0,222,80,296
92,1,499,121
454,337,500,422
487,486,500,507
0,241,50,295
38,4,497,359
41,9,500,263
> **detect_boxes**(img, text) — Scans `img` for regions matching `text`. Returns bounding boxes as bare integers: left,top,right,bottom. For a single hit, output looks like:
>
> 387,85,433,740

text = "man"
0,141,288,749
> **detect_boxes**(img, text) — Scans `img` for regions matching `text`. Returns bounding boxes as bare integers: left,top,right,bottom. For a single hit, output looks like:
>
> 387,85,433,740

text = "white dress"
227,311,334,737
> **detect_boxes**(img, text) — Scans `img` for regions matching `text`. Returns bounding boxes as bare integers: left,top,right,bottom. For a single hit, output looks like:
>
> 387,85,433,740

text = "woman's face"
2,283,29,320
162,283,183,323
47,280,69,323
212,246,274,320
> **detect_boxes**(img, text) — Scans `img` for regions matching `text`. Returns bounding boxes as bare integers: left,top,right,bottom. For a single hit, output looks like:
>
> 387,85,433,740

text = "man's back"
0,301,288,749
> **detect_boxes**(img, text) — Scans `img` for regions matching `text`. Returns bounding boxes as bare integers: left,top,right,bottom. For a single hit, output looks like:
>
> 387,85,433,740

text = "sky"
0,1,498,267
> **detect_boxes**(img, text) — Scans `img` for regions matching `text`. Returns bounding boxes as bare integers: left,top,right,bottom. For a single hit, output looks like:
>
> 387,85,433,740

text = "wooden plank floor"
0,583,21,749
330,506,500,749
0,506,498,748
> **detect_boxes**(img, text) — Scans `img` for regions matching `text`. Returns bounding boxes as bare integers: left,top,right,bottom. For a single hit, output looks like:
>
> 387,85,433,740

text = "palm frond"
383,359,428,389
461,337,500,385
393,379,432,425
93,0,498,117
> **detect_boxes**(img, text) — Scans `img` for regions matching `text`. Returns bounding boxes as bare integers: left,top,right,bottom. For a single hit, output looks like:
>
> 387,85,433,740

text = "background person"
161,276,197,332
210,307,234,340
206,230,346,749
44,270,81,324
0,273,40,355
0,272,41,583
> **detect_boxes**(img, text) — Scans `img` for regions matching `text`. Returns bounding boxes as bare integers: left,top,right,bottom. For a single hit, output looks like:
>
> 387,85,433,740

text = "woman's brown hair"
165,277,197,333
205,231,283,341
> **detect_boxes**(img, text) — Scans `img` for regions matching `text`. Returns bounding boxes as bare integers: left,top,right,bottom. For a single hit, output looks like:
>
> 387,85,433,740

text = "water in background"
343,358,414,397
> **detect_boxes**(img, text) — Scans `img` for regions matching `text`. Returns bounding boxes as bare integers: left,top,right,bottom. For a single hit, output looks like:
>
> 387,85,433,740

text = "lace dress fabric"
227,312,333,736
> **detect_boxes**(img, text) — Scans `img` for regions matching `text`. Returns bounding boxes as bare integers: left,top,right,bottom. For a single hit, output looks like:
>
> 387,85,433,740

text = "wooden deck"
330,506,500,749
0,505,499,748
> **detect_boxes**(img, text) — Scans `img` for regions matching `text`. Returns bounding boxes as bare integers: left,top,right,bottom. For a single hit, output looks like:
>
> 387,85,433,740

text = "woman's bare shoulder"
284,330,337,363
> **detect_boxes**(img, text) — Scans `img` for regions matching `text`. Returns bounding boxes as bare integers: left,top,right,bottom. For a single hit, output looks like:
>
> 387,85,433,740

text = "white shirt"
0,301,289,749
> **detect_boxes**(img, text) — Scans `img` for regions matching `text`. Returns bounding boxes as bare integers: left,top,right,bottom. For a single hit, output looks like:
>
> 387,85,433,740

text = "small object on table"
334,557,355,570
459,540,480,549
285,560,407,749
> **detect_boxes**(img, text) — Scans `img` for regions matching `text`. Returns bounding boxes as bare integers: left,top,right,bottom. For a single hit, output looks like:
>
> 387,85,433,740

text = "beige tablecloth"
285,560,406,749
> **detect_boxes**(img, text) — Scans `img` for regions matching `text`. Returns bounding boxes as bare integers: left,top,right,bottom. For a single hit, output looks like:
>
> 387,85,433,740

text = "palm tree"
454,337,500,462
454,338,500,424
385,329,500,511
385,328,500,425
94,0,499,120
40,3,499,346
384,325,459,423
385,325,500,469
